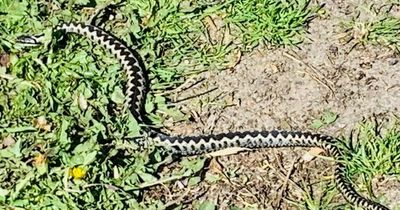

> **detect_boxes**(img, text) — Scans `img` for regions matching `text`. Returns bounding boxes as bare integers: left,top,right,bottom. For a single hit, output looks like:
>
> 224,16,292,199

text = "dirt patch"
151,1,400,209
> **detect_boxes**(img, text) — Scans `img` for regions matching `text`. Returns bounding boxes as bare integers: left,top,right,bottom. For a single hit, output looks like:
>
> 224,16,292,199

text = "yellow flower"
69,166,86,179
33,154,47,166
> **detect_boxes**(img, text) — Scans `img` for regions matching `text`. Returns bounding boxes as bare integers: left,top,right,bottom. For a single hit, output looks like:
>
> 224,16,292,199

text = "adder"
16,22,389,210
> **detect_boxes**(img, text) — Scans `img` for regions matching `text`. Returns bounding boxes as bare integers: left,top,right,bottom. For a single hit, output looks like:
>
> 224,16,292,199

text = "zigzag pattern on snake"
17,22,389,210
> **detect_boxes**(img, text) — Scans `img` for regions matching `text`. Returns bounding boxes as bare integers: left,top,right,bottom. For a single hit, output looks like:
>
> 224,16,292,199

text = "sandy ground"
147,1,400,209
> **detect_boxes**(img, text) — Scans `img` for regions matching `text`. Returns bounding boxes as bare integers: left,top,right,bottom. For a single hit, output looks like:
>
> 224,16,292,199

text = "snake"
16,22,389,210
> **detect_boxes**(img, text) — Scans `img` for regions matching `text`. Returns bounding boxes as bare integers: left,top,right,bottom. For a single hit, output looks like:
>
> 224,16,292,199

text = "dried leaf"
206,147,250,157
302,147,325,162
2,136,15,147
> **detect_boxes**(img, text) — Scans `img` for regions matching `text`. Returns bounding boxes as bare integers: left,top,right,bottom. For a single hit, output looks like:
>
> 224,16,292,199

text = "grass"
0,0,398,209
297,119,400,210
341,3,400,51
226,0,317,47
343,120,400,206
342,17,400,51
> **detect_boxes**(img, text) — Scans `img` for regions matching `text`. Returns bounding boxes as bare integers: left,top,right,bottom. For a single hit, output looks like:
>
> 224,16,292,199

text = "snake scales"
16,22,389,210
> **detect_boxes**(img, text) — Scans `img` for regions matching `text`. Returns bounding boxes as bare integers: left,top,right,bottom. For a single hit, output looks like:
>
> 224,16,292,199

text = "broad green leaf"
323,111,338,124
205,173,221,183
311,119,323,129
12,171,34,199
36,162,48,175
111,86,125,104
181,158,206,173
75,0,90,5
198,201,216,210
188,176,201,186
0,188,8,202
137,172,157,183
83,151,97,165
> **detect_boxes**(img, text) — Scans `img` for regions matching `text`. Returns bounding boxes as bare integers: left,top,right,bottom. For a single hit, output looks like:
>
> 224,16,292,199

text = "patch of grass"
345,120,400,182
336,120,399,209
294,181,342,210
341,5,400,51
226,0,319,47
290,119,399,210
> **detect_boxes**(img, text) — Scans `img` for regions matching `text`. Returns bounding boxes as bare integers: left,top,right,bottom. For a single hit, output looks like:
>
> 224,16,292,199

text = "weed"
311,110,338,130
341,4,400,51
344,120,400,180
226,0,319,48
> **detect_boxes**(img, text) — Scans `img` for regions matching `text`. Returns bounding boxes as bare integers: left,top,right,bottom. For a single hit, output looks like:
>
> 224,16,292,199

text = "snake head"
16,27,55,47
16,34,45,46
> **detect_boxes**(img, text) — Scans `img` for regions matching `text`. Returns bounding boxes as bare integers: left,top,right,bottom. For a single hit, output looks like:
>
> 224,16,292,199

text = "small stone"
0,52,10,67
328,45,338,56
359,62,372,69
355,71,366,80
388,58,398,66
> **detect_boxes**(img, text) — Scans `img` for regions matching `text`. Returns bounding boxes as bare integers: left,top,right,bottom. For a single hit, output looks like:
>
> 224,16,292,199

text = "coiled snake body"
17,22,389,210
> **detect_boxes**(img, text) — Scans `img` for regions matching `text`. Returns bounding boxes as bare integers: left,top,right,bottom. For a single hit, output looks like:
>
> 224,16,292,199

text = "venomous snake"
16,22,389,210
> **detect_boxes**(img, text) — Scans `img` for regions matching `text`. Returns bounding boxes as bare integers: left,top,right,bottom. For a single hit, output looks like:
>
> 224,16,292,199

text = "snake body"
18,22,389,210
